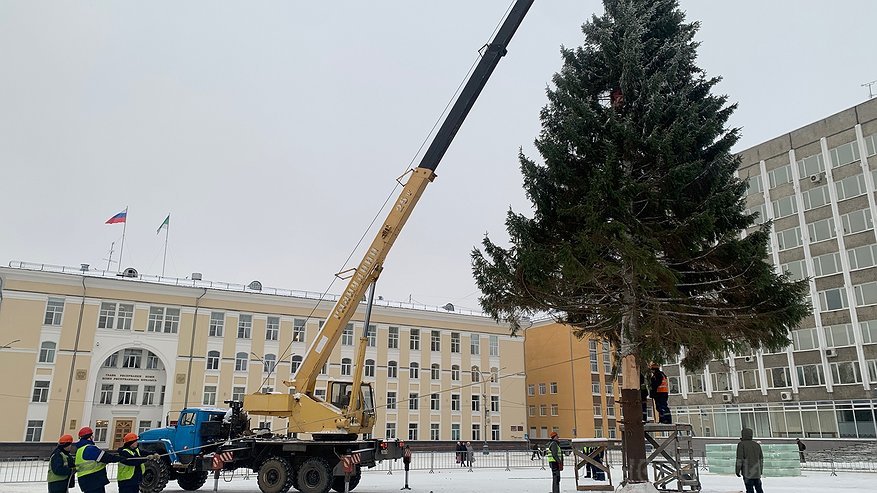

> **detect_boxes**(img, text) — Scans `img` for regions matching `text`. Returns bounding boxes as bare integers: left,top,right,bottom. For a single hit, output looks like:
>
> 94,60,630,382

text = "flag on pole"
105,210,127,224
156,214,170,234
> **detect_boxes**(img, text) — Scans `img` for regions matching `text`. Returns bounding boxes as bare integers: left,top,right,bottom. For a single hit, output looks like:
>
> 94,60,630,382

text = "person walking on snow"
47,434,76,493
735,427,764,493
465,441,475,467
116,433,157,493
796,438,806,463
74,426,123,493
547,432,562,493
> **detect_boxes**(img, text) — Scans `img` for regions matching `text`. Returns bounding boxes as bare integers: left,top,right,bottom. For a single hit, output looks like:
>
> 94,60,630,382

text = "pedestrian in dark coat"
735,428,764,493
47,435,76,493
795,438,806,463
456,441,465,466
465,441,475,467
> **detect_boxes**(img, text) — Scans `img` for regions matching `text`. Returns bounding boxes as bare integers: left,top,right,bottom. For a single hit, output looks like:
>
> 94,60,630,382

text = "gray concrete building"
664,98,877,439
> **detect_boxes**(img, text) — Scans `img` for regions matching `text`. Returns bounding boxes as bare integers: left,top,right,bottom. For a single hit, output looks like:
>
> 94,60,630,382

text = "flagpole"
161,214,170,277
118,206,128,272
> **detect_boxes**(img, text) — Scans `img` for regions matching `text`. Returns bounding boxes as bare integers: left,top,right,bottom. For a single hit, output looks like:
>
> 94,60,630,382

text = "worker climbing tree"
471,0,809,487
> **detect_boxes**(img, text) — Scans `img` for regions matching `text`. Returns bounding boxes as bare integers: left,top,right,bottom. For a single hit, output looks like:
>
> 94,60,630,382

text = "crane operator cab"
329,381,375,423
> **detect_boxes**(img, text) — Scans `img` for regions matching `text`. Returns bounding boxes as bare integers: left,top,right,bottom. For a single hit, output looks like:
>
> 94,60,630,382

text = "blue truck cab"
139,407,228,463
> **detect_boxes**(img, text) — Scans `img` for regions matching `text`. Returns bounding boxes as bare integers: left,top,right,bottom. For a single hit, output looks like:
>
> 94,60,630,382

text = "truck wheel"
258,457,294,493
330,465,361,492
296,457,331,493
140,458,170,493
177,471,209,491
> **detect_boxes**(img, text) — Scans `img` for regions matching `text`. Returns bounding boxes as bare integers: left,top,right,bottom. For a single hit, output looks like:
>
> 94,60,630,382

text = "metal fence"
0,459,117,483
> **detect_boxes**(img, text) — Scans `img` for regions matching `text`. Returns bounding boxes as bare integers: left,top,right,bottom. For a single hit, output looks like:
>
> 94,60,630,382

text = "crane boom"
244,0,533,435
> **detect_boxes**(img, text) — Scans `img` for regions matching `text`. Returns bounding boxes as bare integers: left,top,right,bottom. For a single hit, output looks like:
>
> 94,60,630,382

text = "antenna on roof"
863,80,877,99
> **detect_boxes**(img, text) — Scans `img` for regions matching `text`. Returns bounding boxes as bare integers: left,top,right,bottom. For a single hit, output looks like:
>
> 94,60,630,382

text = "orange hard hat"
550,431,558,439
123,432,139,444
58,434,74,445
78,426,94,438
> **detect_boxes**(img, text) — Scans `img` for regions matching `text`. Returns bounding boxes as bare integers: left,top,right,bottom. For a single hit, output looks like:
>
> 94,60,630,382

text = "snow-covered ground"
3,466,871,493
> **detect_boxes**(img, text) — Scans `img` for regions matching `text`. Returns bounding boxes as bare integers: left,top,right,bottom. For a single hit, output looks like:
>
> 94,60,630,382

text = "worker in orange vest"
649,363,672,424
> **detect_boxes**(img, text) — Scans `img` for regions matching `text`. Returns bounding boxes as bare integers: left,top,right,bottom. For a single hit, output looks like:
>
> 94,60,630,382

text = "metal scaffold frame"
621,423,702,493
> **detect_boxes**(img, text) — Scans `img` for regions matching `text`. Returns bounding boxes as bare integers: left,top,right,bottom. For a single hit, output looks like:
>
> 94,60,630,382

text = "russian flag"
105,210,127,224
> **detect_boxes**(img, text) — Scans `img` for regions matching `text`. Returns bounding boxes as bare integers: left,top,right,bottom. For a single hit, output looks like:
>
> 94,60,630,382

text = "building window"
98,302,134,330
450,332,460,353
409,393,419,410
594,404,602,417
824,324,855,347
367,324,376,347
123,349,142,368
747,174,763,194
470,334,480,355
451,423,461,441
781,259,807,281
818,287,849,311
237,314,252,339
829,141,861,168
409,362,419,379
431,364,441,380
813,251,842,276
451,394,460,412
98,302,116,329
687,373,705,393
491,395,500,413
607,398,616,417
431,423,440,441
99,384,113,404
796,364,825,386
528,405,536,417
538,383,546,395
792,327,819,350
263,354,277,373
797,153,825,177
736,369,760,390
232,386,246,402
855,282,877,307
207,351,220,370
452,365,460,381
490,367,498,382
32,381,50,402
489,335,499,356
118,385,138,405
138,420,152,435
235,352,248,372
341,358,352,376
766,367,791,388
861,320,877,344
385,423,396,439
771,195,797,218
848,244,877,271
266,316,280,341
776,226,803,250
842,209,873,235
802,185,830,210
807,218,836,243
388,326,399,349
550,382,558,394
472,424,481,441
291,355,302,374
408,423,418,441
539,404,547,416
830,361,862,385
668,376,681,394
38,341,56,363
711,372,731,392
410,328,420,351
148,306,180,333
365,359,375,378
209,312,225,337
142,385,155,405
605,383,613,395
592,382,600,394
471,366,480,382
342,324,354,346
42,298,65,326
768,163,793,188
431,393,440,411
528,384,535,396
94,420,108,443
25,420,43,442
144,352,159,370
387,361,398,378
386,392,396,410
292,319,306,342
431,330,441,351
203,386,217,406
836,173,867,200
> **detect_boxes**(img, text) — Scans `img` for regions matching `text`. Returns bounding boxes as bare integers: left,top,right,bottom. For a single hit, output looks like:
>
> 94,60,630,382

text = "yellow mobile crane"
244,0,533,437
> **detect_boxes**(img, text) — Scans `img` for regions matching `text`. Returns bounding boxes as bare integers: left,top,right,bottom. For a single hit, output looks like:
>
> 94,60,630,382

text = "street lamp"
0,339,20,349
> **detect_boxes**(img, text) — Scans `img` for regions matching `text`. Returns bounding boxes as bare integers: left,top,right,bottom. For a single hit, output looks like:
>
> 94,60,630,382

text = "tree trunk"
621,353,648,482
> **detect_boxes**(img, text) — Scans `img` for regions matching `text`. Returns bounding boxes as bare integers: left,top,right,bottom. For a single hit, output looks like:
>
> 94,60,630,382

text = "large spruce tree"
472,0,809,482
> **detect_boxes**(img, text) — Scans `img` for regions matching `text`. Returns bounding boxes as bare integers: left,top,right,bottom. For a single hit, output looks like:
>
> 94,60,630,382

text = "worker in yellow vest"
74,426,122,493
546,432,562,493
47,434,75,493
117,433,157,493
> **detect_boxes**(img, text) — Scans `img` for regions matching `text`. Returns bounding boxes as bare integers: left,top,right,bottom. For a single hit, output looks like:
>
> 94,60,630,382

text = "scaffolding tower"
621,423,702,493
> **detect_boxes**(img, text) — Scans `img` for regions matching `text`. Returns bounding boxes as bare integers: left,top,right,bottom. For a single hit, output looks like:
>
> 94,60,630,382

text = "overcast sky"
1,1,875,312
